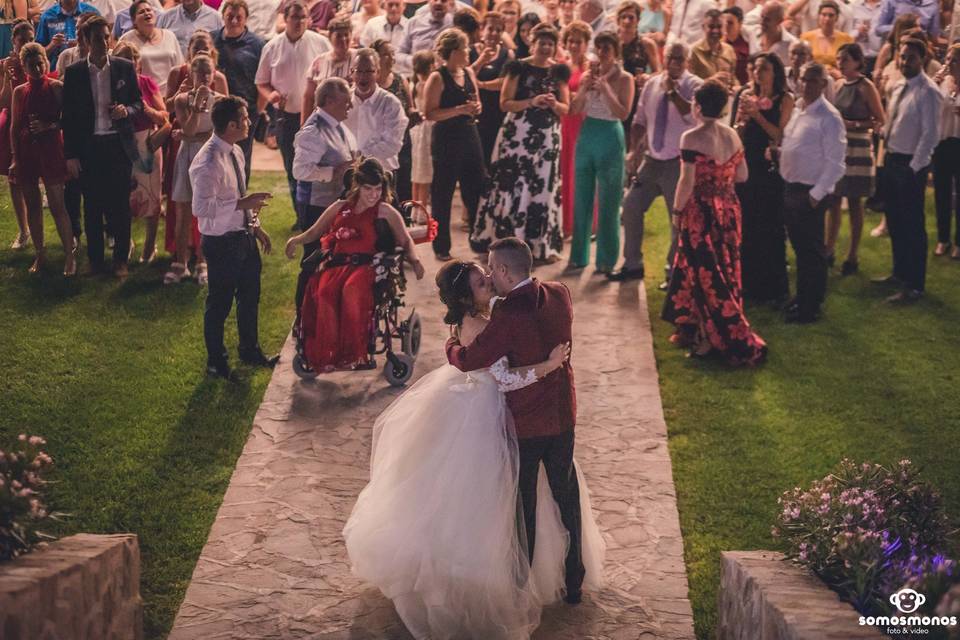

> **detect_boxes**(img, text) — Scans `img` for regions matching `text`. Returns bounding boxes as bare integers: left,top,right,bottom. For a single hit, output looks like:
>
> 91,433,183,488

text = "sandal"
196,262,209,286
139,247,158,264
10,232,30,250
163,262,191,284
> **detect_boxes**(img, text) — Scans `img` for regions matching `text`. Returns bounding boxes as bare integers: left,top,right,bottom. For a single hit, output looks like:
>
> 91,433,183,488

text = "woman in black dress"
423,28,486,260
471,11,514,167
731,53,794,304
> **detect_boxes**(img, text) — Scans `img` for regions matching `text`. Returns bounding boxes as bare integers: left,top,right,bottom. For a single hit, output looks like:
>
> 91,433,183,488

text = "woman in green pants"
569,31,635,271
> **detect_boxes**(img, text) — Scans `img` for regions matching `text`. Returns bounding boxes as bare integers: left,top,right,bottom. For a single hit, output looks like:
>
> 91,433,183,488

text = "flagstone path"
169,218,695,639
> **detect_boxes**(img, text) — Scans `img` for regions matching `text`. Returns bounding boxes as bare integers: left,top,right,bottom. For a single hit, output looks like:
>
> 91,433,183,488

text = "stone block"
0,534,143,640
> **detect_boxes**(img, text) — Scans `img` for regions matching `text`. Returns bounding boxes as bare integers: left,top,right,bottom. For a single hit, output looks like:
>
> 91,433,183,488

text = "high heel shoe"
934,242,951,256
29,251,46,274
64,246,77,277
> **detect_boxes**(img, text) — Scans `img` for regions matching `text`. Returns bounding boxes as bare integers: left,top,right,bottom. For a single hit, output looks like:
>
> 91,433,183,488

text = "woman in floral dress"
470,24,569,261
662,81,767,366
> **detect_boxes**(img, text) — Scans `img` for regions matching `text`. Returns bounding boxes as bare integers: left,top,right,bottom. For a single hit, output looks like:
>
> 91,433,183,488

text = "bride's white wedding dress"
343,358,605,640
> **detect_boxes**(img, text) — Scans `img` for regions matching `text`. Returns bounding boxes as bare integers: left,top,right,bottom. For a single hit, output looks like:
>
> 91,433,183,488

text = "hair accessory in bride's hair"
451,262,469,288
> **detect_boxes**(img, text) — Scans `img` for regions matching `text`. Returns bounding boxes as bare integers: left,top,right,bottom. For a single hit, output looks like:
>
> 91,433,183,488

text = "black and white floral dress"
470,61,568,260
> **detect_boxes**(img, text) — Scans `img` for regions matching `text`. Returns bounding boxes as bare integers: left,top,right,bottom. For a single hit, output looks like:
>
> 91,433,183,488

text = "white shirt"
745,26,797,65
939,76,960,141
292,108,359,182
666,0,719,47
86,0,121,24
228,0,281,41
345,86,409,170
793,0,850,33
633,71,703,161
57,46,82,74
118,28,183,94
848,0,883,58
255,30,332,114
358,14,409,73
88,57,113,136
779,95,847,201
885,73,943,173
189,134,249,236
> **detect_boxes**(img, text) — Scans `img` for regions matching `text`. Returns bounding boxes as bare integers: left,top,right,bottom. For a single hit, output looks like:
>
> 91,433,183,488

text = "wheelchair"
291,200,437,387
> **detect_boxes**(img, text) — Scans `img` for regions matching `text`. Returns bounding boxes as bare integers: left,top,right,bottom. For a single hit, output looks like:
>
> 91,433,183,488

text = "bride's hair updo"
436,261,478,325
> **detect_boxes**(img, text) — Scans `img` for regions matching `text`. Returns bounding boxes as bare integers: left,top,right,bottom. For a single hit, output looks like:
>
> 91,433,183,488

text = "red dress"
661,150,767,366
0,55,27,177
163,64,203,255
11,76,67,184
300,203,379,369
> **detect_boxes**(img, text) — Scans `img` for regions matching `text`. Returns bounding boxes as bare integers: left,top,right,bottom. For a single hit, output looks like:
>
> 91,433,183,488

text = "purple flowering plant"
0,434,64,562
772,459,959,617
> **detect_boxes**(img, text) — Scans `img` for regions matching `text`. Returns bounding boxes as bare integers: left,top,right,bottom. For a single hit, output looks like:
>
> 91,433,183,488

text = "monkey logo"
890,588,926,614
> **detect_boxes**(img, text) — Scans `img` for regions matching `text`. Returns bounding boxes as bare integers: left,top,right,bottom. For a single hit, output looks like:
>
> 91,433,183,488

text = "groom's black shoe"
563,590,582,605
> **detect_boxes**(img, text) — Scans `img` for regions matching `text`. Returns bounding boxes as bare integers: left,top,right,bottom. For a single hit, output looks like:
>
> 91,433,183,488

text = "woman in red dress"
0,21,34,250
285,159,426,372
661,81,766,366
9,42,75,276
559,21,590,239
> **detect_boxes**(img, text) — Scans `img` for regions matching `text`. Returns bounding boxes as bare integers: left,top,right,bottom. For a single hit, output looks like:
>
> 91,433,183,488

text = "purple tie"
653,90,670,152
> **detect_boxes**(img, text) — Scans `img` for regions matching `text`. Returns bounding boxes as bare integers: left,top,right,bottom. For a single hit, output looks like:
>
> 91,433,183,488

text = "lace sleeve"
489,357,540,392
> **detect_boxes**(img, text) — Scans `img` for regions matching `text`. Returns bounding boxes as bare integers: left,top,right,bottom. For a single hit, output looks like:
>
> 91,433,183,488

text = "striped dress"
833,76,876,198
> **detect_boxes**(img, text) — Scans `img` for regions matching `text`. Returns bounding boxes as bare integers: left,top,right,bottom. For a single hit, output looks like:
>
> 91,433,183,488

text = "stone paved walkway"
169,227,695,639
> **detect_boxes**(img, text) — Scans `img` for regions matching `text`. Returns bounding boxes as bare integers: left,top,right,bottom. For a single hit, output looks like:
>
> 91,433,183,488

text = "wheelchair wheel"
292,353,318,380
383,353,415,386
402,311,422,358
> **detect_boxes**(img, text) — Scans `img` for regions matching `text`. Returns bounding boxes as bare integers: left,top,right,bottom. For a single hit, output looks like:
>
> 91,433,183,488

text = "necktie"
886,82,909,138
230,149,254,233
653,89,670,152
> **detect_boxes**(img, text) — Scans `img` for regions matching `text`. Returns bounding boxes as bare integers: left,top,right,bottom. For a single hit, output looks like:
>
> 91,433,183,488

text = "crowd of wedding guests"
0,0,958,366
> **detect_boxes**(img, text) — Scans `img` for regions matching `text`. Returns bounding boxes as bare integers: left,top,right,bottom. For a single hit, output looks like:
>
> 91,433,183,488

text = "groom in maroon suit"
445,238,585,604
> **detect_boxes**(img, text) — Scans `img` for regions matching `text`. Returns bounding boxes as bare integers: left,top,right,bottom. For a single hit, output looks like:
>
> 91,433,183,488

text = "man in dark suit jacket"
61,15,142,277
445,237,586,604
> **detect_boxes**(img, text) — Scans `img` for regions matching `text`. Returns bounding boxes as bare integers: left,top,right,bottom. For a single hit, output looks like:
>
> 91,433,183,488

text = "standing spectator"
745,0,797,65
167,54,222,285
0,1,29,61
471,10,513,166
111,0,162,41
778,61,846,323
398,0,452,73
875,22,939,101
9,43,76,275
422,28,485,260
371,38,415,202
799,0,853,69
61,15,143,277
301,16,355,121
617,0,660,142
471,24,568,260
576,0,614,42
876,38,941,303
637,0,668,45
688,9,738,86
873,0,940,40
157,0,223,56
409,49,435,207
255,1,331,222
667,0,718,48
189,95,276,378
786,39,833,98
118,0,183,93
848,0,882,74
291,77,357,253
113,41,171,265
0,20,32,250
233,0,281,41
722,6,750,84
933,44,960,259
568,31,634,272
731,52,793,302
359,0,409,71
824,43,884,276
559,19,590,238
496,0,521,44
54,10,96,73
787,0,849,34
557,0,576,29
35,0,100,70
212,0,265,184
613,42,701,283
514,11,539,57
344,48,409,177
352,0,383,34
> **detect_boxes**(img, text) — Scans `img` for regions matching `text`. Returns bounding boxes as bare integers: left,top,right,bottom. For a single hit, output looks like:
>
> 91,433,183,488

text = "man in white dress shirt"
612,43,703,285
745,0,797,64
398,0,452,71
255,1,331,222
875,38,942,303
359,0,408,52
344,49,408,177
667,0,719,47
779,61,846,323
189,96,277,378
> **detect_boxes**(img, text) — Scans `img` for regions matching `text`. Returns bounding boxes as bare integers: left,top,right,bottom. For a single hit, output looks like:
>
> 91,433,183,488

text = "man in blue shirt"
157,0,223,56
36,0,100,69
873,0,940,39
213,0,265,185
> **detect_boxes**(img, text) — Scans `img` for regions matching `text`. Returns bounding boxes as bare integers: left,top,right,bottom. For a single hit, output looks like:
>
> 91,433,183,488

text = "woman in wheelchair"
285,158,426,373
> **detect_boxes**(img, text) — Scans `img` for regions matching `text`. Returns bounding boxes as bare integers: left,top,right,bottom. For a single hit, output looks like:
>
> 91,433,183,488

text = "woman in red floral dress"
285,159,426,372
661,81,766,366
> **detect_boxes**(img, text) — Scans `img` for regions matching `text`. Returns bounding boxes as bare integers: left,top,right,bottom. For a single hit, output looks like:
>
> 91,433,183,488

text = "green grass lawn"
641,195,960,638
0,175,299,638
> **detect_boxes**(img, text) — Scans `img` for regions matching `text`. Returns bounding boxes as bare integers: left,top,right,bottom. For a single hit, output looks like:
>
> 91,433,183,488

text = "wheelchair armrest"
300,248,329,272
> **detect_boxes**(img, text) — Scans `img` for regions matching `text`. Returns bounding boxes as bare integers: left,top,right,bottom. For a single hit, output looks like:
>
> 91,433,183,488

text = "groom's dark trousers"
446,277,585,596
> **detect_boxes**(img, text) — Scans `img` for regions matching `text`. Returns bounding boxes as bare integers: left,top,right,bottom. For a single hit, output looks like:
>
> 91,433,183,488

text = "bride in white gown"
343,261,605,640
